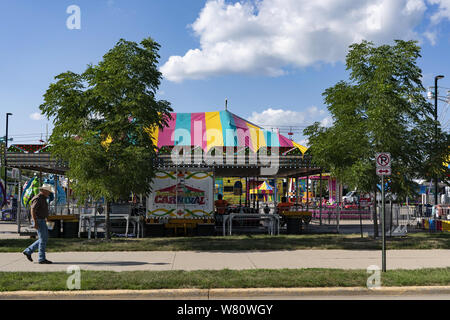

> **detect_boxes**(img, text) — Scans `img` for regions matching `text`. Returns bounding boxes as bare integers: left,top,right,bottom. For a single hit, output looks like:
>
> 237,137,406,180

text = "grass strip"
1,233,450,252
0,268,449,291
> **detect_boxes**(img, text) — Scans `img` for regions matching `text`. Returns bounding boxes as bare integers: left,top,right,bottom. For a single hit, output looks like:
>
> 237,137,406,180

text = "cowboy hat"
39,184,55,194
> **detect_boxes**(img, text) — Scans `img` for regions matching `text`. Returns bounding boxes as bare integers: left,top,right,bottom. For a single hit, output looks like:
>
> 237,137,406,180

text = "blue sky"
1,0,449,146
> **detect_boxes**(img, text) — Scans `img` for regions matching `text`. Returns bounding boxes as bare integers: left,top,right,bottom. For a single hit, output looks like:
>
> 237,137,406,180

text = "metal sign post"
381,174,386,272
376,153,391,272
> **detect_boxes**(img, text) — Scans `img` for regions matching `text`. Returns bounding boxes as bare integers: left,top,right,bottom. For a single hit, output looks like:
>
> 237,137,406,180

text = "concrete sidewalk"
1,249,450,272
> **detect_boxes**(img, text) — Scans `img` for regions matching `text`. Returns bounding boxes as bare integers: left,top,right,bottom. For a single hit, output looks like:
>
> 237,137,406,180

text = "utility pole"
4,113,12,196
434,75,444,205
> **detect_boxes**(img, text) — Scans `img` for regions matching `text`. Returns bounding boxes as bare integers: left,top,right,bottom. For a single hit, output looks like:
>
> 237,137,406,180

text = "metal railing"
222,213,280,236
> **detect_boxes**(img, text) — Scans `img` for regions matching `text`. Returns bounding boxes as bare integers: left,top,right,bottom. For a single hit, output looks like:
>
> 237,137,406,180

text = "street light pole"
434,76,444,205
4,113,12,197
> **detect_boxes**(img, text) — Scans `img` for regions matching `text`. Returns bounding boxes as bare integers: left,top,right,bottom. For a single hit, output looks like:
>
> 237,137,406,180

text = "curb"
1,286,450,299
209,286,450,298
0,289,209,300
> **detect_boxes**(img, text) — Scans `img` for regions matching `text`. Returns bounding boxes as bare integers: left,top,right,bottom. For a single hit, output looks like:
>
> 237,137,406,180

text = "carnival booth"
145,110,320,236
250,181,274,202
6,110,322,237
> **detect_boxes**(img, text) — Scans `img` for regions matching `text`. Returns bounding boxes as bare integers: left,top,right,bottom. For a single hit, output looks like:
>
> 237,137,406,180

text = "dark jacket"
31,194,49,219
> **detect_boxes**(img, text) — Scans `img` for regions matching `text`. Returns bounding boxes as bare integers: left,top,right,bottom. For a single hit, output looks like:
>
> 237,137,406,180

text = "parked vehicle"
343,191,372,207
343,191,358,204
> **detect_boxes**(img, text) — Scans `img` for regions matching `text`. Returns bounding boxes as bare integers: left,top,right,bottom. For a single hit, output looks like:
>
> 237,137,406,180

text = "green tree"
40,37,172,239
304,40,449,237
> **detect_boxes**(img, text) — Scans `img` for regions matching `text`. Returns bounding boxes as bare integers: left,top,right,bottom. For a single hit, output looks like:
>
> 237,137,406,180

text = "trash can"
62,221,79,238
443,221,450,232
429,219,435,232
436,220,442,232
197,223,215,236
48,220,61,238
145,223,165,237
286,218,302,235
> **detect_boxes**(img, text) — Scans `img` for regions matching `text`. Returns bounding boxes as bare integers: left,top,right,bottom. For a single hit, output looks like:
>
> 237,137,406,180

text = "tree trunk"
105,201,110,240
372,186,379,239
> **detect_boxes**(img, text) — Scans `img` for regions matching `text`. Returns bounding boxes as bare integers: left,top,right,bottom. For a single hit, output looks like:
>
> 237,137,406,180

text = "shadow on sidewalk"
51,261,170,266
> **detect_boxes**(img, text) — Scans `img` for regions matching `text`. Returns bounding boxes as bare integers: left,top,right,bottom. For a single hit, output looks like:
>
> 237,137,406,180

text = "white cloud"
247,107,333,146
428,0,450,24
29,112,44,121
298,138,309,147
424,30,438,45
248,107,331,127
161,0,430,82
320,116,334,127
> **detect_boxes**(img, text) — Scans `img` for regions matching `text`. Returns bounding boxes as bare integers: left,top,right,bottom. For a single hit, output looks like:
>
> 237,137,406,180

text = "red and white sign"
376,153,391,176
376,153,391,168
376,167,391,176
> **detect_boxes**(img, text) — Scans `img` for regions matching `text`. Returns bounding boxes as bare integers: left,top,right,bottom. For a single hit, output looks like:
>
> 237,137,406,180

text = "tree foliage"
40,37,172,202
304,40,449,199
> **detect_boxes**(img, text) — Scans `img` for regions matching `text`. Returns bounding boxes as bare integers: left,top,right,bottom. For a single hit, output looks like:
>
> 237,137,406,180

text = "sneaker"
23,251,33,262
38,259,53,264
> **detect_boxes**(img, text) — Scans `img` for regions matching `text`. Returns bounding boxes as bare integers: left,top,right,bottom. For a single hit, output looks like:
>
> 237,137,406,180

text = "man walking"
22,184,54,264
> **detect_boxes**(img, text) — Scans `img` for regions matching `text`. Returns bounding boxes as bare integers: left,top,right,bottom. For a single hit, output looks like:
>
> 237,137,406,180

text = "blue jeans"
24,219,48,262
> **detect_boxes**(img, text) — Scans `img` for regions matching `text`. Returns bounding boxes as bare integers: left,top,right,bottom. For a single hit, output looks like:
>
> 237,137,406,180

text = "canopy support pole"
319,170,323,225
306,175,309,212
17,169,22,234
253,177,256,209
67,178,70,214
245,177,248,207
54,174,58,215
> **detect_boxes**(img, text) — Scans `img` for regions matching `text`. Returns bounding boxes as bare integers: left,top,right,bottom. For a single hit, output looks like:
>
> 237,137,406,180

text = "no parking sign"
376,153,391,176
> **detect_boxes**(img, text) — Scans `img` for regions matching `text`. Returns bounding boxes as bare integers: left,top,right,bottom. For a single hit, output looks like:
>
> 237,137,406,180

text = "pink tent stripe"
191,112,207,150
232,114,254,150
157,113,177,148
278,133,294,148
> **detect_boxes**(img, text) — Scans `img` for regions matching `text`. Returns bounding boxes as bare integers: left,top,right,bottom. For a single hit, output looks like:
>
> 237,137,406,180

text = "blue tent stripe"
174,113,191,146
219,111,238,147
264,130,279,147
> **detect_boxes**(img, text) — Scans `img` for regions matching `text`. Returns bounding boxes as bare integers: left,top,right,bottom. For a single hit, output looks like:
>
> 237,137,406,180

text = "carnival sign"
147,170,214,219
154,184,206,205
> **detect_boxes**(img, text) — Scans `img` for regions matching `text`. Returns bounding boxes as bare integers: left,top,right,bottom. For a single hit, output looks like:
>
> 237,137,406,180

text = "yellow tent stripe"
144,125,159,146
205,111,224,150
292,141,308,155
246,123,266,150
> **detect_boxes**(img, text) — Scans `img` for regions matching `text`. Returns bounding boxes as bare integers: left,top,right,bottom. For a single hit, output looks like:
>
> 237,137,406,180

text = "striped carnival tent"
250,181,274,202
148,110,308,154
250,181,274,195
